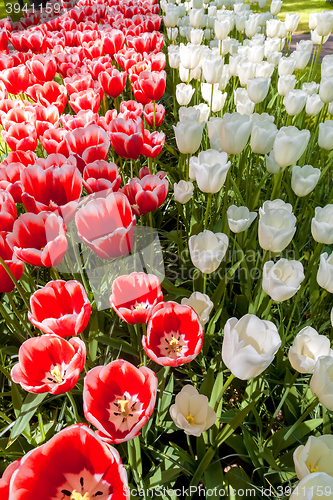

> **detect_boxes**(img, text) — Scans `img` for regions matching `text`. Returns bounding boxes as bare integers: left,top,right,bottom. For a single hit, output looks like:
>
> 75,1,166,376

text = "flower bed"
1,1,333,499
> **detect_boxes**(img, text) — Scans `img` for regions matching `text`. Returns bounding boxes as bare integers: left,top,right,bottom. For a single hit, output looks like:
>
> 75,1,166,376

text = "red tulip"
85,56,114,80
0,163,24,203
142,130,165,158
0,54,14,71
137,70,166,102
114,47,142,71
98,108,118,132
55,52,81,77
40,128,71,157
83,359,158,444
99,67,127,99
146,51,166,72
122,173,168,216
0,459,21,499
83,160,121,195
109,117,144,160
69,89,101,114
0,64,29,95
0,99,24,120
1,107,36,132
7,211,67,267
28,279,91,337
0,191,16,231
64,73,96,95
75,192,136,260
0,232,24,293
11,30,45,53
0,81,7,100
119,99,143,117
110,272,163,325
26,81,68,114
142,301,204,366
128,60,151,84
0,30,8,53
82,39,104,59
131,79,152,105
1,424,129,500
1,123,37,152
103,29,126,57
26,54,57,82
61,109,100,131
26,104,59,137
143,102,165,127
11,335,86,394
65,124,110,169
21,155,82,222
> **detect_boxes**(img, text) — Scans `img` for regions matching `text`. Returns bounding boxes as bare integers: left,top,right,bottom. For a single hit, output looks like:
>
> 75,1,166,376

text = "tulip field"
2,0,333,499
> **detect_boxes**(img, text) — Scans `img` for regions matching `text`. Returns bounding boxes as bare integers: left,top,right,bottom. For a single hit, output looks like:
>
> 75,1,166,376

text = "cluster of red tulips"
0,0,188,497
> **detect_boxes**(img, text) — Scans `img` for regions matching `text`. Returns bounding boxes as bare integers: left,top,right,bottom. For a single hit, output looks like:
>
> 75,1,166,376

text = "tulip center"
111,392,143,432
45,365,66,385
186,413,196,424
158,332,188,359
70,491,90,500
309,463,319,473
61,476,104,500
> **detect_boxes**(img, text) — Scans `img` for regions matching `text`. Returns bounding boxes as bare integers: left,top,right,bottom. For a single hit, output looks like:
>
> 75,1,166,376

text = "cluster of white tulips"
161,0,333,495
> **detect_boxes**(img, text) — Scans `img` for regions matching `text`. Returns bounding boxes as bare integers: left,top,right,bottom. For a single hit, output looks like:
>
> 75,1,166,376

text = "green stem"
204,193,212,229
156,366,170,427
214,373,235,412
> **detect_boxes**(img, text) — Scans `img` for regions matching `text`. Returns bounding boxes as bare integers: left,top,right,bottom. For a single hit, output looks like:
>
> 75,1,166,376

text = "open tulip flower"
0,424,129,499
28,280,91,337
121,173,168,216
109,116,144,160
0,64,29,94
7,212,67,268
0,231,24,293
110,272,163,325
65,124,110,171
26,81,68,114
1,123,37,152
142,301,204,366
83,359,158,444
75,192,136,260
0,191,16,232
83,160,121,195
99,67,127,99
11,334,86,394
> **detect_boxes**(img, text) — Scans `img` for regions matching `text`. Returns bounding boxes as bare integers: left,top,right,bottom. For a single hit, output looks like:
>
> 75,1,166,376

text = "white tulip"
164,4,181,27
270,0,282,16
278,56,297,76
251,121,278,155
302,82,320,96
191,149,231,193
189,7,204,28
311,205,333,244
227,205,257,233
290,473,333,500
179,106,200,123
222,314,281,380
194,103,210,124
176,83,195,106
189,230,229,274
296,39,314,52
169,385,216,437
189,28,204,44
174,180,194,204
207,117,223,151
267,50,282,67
265,37,281,56
214,18,231,40
181,292,214,326
173,120,205,155
322,54,333,78
319,76,333,104
265,150,280,174
309,12,318,31
167,27,179,42
202,54,224,84
278,21,288,39
283,89,307,116
311,28,330,45
219,112,253,155
290,50,312,71
317,252,333,293
266,19,281,38
316,11,333,37
248,45,265,64
262,258,304,302
251,112,275,123
306,94,324,116
291,165,320,197
310,356,333,410
289,327,332,374
256,61,275,79
273,126,310,169
278,74,297,97
247,77,271,104
238,61,257,86
319,121,333,150
285,13,300,33
294,434,333,480
168,45,180,68
245,16,259,39
179,42,202,69
258,199,296,253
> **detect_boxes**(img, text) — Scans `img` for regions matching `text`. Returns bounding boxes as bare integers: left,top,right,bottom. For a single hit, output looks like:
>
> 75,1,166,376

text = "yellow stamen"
51,366,63,384
186,413,196,424
70,491,90,500
169,337,182,352
309,463,319,473
118,399,130,416
135,304,144,309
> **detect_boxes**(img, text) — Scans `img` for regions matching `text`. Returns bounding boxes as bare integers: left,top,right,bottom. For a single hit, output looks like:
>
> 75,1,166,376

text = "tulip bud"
222,314,281,380
189,8,204,29
311,28,330,45
219,112,253,155
256,61,275,79
278,75,297,96
265,150,280,174
291,165,320,197
270,0,282,16
179,43,202,70
311,205,333,244
202,54,224,84
278,56,297,76
273,126,310,169
283,89,307,116
207,116,223,151
317,252,333,292
227,205,257,233
285,13,300,33
289,327,332,375
179,106,200,123
181,291,214,326
262,258,304,302
168,45,180,69
194,103,210,123
319,120,333,150
247,77,271,104
306,94,324,116
319,76,333,104
174,180,194,204
189,229,228,274
310,356,333,410
316,11,333,37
